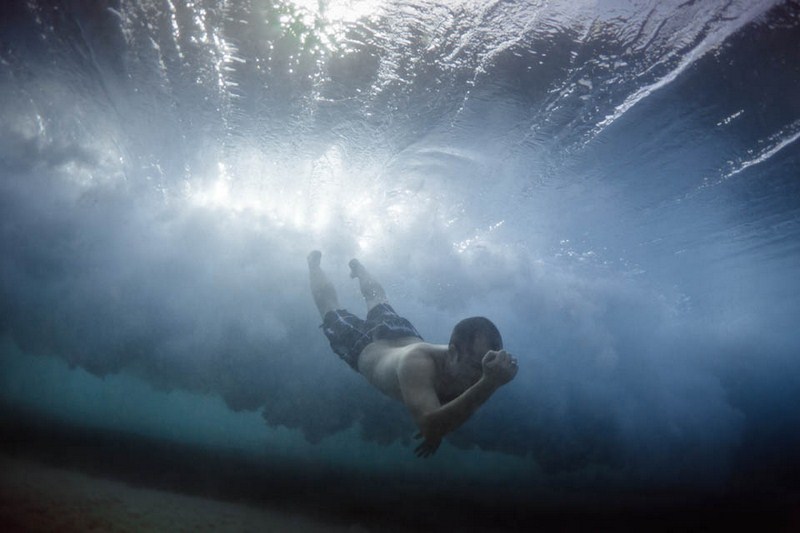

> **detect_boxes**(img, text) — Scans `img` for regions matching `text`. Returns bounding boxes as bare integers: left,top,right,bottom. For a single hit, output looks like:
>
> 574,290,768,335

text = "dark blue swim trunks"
321,303,423,371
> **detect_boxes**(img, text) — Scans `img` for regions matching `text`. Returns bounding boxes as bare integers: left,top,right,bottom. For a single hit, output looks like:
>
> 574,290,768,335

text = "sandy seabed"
0,455,362,533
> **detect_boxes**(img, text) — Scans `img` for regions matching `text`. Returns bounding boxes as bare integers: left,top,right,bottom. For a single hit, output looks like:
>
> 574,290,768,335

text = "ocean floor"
0,455,362,533
1,406,798,532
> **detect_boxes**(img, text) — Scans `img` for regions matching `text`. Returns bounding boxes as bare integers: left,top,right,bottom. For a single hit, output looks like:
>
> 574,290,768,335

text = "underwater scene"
1,0,799,530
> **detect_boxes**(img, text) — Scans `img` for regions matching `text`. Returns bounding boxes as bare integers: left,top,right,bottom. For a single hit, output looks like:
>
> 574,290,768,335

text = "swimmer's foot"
349,258,365,279
307,250,322,270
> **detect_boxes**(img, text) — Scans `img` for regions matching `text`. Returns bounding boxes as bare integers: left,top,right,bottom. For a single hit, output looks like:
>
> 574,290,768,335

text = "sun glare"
186,143,444,258
288,0,381,25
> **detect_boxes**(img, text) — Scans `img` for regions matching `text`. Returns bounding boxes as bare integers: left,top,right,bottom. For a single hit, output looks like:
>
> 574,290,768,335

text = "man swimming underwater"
307,251,518,457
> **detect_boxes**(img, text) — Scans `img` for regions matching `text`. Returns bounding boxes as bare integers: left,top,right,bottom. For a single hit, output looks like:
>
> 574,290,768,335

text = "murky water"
1,0,799,529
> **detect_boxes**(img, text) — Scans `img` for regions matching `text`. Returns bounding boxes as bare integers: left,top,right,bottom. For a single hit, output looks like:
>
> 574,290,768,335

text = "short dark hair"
450,317,503,355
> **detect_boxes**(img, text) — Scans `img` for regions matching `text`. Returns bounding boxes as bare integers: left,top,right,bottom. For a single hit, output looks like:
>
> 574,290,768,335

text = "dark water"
1,0,799,530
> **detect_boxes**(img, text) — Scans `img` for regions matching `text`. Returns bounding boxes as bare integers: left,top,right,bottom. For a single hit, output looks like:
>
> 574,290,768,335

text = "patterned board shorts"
321,303,423,371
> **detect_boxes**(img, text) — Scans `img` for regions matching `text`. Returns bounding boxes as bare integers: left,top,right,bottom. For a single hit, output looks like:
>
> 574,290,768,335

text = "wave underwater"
1,0,800,514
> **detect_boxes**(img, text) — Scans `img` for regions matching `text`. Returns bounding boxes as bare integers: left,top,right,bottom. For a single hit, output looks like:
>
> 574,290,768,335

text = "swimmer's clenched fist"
482,350,518,387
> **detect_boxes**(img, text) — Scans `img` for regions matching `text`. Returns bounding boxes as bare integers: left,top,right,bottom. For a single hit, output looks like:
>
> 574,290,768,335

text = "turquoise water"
1,0,799,529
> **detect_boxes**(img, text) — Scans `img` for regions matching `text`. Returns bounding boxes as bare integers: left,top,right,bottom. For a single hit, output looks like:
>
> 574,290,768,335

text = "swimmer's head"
447,316,503,376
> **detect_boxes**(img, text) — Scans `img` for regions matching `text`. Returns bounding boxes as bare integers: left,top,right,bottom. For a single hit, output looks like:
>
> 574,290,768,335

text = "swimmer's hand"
482,350,518,387
413,432,441,458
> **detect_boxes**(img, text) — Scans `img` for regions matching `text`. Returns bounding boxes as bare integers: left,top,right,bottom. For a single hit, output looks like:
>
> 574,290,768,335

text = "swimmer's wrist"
478,374,502,391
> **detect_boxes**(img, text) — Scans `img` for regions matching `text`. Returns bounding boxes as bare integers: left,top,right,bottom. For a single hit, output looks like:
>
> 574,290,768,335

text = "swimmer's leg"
349,258,389,312
308,250,339,319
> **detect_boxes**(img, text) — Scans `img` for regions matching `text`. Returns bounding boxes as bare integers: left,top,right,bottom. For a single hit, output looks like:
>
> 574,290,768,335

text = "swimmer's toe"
307,250,322,269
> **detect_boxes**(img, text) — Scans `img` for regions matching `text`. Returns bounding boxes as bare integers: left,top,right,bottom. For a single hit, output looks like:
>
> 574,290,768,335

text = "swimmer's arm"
398,354,501,457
